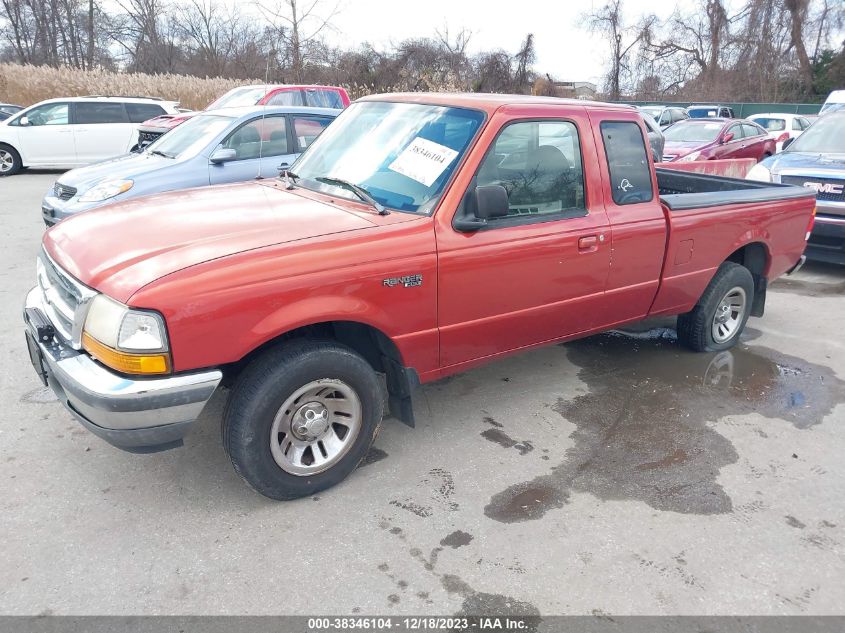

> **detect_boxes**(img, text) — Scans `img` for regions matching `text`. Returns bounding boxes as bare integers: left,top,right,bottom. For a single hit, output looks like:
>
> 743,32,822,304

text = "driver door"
209,115,297,184
436,115,611,369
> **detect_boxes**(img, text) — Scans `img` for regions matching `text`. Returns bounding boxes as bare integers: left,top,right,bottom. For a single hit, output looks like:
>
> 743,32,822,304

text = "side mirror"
722,132,734,143
18,116,29,127
210,147,237,164
454,184,509,231
782,137,795,150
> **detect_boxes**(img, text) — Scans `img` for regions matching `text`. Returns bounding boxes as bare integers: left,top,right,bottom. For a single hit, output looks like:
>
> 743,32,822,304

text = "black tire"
0,144,22,176
223,339,383,500
677,262,755,352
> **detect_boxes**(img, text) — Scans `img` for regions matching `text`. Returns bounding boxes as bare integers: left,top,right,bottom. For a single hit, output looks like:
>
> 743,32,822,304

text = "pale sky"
296,0,682,86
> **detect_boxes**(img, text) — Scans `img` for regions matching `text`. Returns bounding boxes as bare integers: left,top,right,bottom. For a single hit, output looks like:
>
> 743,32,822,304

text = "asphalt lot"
1,170,844,617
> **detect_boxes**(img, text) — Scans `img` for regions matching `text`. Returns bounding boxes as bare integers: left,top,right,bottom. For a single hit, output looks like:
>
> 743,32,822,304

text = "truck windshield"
147,114,232,158
207,86,268,109
290,101,485,214
664,121,724,142
785,113,845,153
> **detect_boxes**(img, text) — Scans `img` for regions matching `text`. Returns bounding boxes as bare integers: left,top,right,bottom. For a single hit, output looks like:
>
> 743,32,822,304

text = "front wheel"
677,262,755,352
0,144,22,176
223,339,383,500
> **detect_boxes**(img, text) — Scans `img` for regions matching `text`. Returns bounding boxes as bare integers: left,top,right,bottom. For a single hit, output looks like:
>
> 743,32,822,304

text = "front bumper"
41,195,98,227
806,214,845,266
24,286,222,452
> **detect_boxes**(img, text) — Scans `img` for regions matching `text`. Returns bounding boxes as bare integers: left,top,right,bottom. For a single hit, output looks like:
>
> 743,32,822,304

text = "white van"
0,96,179,175
820,90,845,115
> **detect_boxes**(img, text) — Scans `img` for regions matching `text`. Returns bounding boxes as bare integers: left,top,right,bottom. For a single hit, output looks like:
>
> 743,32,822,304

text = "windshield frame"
288,100,488,216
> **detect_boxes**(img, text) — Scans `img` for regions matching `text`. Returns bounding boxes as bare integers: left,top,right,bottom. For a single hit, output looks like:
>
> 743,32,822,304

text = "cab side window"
223,116,288,160
600,121,654,205
266,90,305,106
727,124,743,140
475,120,585,218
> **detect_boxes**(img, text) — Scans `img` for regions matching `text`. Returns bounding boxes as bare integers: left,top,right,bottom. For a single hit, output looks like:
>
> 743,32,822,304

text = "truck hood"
766,151,845,175
54,152,177,190
44,182,377,303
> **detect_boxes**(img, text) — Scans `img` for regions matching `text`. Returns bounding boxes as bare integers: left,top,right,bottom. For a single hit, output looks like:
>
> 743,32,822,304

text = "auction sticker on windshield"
389,137,459,187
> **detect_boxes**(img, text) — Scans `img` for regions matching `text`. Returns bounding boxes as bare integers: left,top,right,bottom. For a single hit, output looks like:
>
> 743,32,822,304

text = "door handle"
578,235,599,252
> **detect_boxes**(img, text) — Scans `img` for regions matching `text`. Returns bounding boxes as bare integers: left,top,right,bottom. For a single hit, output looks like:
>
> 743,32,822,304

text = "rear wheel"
223,339,383,500
677,262,755,352
0,144,22,176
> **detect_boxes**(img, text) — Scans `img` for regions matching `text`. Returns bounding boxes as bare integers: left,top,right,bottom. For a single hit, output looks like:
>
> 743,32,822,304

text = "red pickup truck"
24,94,815,500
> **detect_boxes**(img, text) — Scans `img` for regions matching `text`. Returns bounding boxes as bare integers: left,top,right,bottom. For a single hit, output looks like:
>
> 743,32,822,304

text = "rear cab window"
600,121,654,205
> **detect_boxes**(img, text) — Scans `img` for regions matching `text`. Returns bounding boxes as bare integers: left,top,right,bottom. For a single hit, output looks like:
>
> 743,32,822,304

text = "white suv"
0,96,180,176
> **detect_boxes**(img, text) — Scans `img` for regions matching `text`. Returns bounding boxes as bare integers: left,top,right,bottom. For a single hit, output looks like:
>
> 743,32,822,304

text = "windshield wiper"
148,149,173,159
316,176,389,215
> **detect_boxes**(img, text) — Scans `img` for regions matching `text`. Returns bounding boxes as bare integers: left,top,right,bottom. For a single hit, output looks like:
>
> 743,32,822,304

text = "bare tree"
256,0,339,81
584,0,656,100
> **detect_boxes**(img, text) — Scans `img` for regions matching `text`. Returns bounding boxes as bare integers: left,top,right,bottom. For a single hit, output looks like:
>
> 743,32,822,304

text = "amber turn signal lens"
82,332,171,375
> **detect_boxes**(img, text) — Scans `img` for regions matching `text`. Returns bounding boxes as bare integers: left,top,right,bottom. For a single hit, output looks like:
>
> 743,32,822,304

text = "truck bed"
657,168,813,211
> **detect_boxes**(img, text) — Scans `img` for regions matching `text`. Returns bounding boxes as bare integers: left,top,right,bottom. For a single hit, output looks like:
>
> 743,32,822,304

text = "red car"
136,84,350,147
26,94,814,499
662,118,776,162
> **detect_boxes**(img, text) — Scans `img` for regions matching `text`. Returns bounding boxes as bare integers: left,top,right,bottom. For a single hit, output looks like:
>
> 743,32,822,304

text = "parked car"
41,105,338,225
136,84,351,148
661,118,775,162
638,110,665,161
819,89,845,115
687,104,735,119
746,111,845,265
0,96,179,175
636,105,689,129
23,94,815,499
747,113,812,152
0,103,23,120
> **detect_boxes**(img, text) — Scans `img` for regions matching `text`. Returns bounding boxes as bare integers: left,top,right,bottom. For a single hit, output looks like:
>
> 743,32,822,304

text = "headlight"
82,295,170,375
746,163,772,182
677,151,702,162
78,179,133,203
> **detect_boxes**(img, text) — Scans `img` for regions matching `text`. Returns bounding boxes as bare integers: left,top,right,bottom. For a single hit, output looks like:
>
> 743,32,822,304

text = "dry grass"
0,63,258,110
0,63,471,110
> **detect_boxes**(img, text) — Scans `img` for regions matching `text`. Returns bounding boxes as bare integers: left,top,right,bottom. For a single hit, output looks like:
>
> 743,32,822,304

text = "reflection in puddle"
485,330,844,523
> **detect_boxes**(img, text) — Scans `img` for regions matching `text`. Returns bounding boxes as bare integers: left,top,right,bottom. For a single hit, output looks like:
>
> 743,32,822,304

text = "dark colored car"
136,84,351,148
639,111,665,161
746,111,845,264
687,105,736,119
662,118,775,163
0,103,23,121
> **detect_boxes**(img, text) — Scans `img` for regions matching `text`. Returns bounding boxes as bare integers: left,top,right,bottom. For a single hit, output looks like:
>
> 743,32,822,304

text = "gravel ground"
1,170,843,616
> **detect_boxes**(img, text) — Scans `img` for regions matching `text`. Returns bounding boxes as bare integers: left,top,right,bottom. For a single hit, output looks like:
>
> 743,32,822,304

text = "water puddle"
485,330,844,523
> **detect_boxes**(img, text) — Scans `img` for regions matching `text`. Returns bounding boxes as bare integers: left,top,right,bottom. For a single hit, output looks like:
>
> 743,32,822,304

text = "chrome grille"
53,182,77,201
781,175,845,203
36,251,96,348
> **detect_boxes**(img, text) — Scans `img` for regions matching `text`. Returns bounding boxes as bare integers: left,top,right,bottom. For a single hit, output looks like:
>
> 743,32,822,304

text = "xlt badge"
383,274,423,288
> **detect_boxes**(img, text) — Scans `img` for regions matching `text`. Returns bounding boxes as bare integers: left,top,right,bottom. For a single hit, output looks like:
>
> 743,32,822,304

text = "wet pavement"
1,171,844,616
